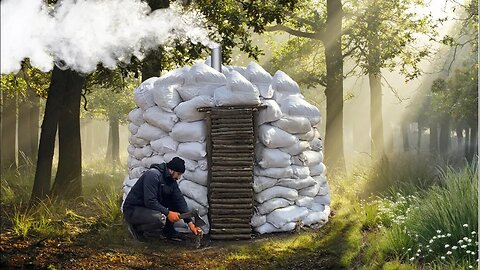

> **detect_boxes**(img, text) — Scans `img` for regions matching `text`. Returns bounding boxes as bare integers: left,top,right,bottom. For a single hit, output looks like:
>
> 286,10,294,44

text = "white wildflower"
429,239,434,244
466,250,471,254
452,246,458,250
441,256,445,260
437,230,441,234
446,251,452,255
463,237,469,241
461,245,468,248
471,231,477,235
463,224,469,227
447,233,451,237
444,244,450,248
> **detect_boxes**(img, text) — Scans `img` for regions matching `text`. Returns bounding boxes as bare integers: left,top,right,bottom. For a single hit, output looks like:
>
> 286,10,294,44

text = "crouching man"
123,157,202,241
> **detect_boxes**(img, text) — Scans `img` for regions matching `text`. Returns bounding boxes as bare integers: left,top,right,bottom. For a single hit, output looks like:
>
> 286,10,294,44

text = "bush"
383,164,478,267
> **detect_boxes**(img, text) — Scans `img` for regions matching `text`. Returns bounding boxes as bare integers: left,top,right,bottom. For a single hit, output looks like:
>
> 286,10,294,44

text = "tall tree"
264,0,346,172
343,0,432,158
31,66,85,202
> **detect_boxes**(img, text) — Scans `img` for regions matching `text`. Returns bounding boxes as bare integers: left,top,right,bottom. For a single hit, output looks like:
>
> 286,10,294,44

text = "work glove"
188,222,202,235
167,211,180,223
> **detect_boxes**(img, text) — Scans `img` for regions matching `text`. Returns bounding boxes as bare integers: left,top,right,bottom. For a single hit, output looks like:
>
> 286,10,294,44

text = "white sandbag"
310,163,326,176
174,96,214,122
245,62,272,84
128,108,145,126
256,147,291,168
292,150,323,166
303,211,328,226
317,185,330,196
278,95,321,126
188,62,227,85
312,175,328,186
150,136,179,154
133,145,153,160
143,106,178,132
291,165,311,179
136,123,168,141
184,196,208,216
255,186,298,204
251,212,267,228
122,176,138,188
257,99,282,125
258,124,298,148
309,202,326,212
253,175,278,193
227,70,254,93
127,155,142,169
298,180,321,197
155,66,189,86
177,142,206,161
272,116,312,134
178,180,208,207
213,85,260,106
272,70,300,95
277,176,316,190
245,62,274,98
198,159,208,170
176,84,217,101
296,127,315,141
128,123,139,135
257,197,293,215
128,135,148,147
255,221,297,234
222,65,247,77
254,166,294,179
310,138,323,151
152,84,182,112
313,194,331,205
183,169,208,186
163,153,198,171
129,166,147,179
279,141,311,156
134,77,157,110
295,196,314,208
266,205,309,229
141,155,165,168
127,144,136,156
170,121,206,142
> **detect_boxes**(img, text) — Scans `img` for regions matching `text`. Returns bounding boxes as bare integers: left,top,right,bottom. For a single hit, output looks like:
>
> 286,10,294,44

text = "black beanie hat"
167,157,185,173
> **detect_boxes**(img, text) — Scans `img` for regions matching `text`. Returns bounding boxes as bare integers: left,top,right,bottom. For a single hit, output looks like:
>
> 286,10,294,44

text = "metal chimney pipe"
211,46,222,72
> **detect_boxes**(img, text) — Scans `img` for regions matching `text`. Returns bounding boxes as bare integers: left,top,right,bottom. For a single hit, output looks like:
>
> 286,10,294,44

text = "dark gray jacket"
123,163,191,223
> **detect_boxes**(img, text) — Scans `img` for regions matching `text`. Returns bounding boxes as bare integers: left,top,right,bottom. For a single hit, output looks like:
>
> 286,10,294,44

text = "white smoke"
1,0,216,74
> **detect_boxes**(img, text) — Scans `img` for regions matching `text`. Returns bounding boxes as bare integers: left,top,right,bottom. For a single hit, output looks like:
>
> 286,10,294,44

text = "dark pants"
123,201,181,233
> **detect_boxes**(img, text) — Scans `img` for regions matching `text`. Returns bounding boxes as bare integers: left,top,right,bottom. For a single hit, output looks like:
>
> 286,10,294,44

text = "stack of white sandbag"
122,60,330,235
243,64,331,234
122,62,261,234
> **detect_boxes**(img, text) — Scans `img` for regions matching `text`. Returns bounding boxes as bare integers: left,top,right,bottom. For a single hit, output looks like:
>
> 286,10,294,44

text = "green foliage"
343,0,433,80
378,164,478,267
8,205,34,239
84,68,138,123
91,187,123,224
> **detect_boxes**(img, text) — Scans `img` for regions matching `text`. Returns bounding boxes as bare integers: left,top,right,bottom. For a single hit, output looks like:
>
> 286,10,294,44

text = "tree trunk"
467,123,477,163
50,70,85,200
323,0,345,172
429,122,438,153
369,73,384,157
464,127,470,160
110,115,120,163
106,119,113,161
1,91,17,171
401,119,409,152
417,122,422,154
439,116,450,155
31,66,66,202
455,124,463,149
18,90,37,169
29,90,40,163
